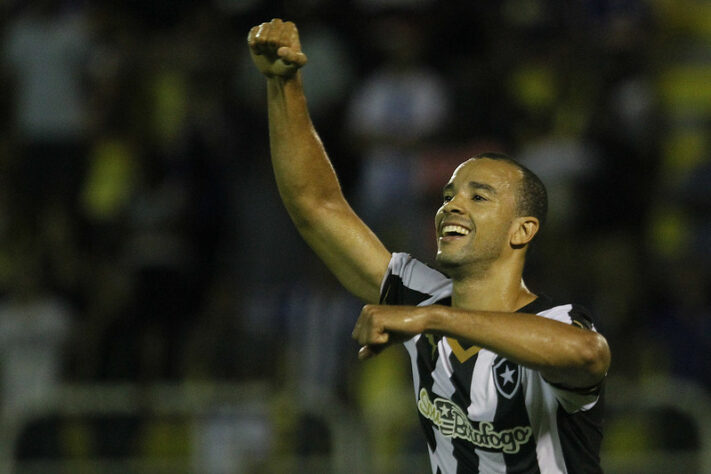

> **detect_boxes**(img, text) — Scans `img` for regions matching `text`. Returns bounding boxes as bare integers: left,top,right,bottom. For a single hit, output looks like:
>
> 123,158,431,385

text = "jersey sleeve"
537,304,605,414
379,253,452,306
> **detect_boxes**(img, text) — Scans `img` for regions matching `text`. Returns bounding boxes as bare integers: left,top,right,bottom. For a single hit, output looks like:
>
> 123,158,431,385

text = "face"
434,158,523,273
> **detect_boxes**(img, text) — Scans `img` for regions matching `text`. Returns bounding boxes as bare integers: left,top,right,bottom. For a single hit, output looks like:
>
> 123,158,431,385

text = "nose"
442,194,465,214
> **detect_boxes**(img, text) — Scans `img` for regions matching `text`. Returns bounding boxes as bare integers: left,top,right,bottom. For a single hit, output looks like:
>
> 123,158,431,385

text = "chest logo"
417,388,532,453
493,358,521,399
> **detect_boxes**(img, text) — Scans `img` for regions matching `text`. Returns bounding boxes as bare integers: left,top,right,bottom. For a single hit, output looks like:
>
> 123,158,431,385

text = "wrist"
267,72,306,101
423,305,447,335
266,69,302,86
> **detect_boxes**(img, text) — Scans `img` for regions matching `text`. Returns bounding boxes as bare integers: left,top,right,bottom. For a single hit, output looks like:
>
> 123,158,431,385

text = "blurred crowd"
0,0,709,470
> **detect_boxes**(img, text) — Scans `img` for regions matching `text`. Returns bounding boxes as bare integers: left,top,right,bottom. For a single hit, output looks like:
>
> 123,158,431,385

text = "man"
248,18,611,473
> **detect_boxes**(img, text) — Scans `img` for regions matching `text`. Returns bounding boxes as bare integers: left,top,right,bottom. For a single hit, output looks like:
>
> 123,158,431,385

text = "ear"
510,217,540,247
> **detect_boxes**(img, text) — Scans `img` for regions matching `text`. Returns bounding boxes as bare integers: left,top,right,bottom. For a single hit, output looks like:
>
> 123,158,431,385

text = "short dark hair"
471,152,548,226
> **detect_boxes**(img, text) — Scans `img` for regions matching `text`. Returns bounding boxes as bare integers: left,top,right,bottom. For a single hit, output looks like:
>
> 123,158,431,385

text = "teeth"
442,225,470,236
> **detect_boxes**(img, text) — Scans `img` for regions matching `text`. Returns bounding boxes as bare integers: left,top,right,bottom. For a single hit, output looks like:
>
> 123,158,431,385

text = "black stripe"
569,304,595,330
517,294,553,314
449,349,480,473
381,269,447,460
424,296,480,474
492,355,540,473
414,334,440,453
382,270,442,455
556,381,605,473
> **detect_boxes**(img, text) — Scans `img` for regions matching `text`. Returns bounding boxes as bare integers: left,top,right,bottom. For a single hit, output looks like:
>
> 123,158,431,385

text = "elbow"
579,332,611,385
286,190,342,223
541,331,611,389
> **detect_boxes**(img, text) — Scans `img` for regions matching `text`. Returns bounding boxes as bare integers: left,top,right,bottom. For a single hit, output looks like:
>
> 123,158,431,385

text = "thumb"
358,344,385,360
277,46,308,67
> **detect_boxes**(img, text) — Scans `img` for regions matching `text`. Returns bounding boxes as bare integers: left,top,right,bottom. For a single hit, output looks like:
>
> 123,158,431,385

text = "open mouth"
441,224,471,238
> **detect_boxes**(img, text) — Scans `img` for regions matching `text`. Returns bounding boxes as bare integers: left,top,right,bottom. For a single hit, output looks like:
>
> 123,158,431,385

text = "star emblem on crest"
492,358,521,399
499,365,515,385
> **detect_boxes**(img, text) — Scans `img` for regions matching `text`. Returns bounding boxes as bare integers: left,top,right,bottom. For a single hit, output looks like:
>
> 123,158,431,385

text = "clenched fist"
247,18,308,78
352,304,433,360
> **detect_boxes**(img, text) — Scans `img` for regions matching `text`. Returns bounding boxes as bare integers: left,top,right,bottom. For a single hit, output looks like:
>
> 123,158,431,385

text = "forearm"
267,73,344,222
425,306,609,387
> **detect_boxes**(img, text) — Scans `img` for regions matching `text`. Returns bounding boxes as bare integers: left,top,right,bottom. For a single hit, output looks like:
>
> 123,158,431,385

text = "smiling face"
434,158,525,275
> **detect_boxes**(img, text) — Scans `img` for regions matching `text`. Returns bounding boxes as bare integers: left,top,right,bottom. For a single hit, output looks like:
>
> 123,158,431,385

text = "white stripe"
431,342,457,473
525,369,567,473
537,304,574,324
405,336,457,474
383,253,453,303
405,336,422,399
468,350,498,421
476,450,506,473
432,428,458,473
427,444,439,473
432,342,455,401
529,305,572,472
470,351,508,473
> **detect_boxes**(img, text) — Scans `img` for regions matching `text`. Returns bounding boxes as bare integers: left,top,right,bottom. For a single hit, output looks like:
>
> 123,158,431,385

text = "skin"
248,19,610,389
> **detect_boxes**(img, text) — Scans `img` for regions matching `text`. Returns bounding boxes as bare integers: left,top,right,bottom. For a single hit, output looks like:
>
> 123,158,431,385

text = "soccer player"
248,18,611,473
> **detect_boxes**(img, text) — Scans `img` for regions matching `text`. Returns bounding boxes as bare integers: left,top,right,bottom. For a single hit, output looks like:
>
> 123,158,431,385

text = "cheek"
477,214,510,240
434,208,445,228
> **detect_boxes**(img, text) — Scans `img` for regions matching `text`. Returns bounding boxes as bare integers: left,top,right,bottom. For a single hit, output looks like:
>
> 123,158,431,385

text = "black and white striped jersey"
380,253,604,474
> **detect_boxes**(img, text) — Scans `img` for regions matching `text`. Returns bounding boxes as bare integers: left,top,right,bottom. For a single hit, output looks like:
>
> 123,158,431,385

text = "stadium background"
0,0,709,472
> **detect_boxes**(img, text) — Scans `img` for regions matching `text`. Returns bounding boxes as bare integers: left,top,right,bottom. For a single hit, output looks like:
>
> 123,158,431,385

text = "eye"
443,195,453,203
472,194,486,201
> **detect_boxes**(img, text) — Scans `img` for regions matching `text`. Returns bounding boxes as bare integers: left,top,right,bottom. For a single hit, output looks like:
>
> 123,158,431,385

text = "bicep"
295,199,391,303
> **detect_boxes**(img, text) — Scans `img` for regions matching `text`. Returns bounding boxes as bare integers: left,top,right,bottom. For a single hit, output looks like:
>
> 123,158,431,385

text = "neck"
449,258,536,312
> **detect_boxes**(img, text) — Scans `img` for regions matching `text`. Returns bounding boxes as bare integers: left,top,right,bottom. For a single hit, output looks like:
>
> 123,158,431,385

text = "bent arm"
354,304,610,388
266,74,390,303
429,307,610,388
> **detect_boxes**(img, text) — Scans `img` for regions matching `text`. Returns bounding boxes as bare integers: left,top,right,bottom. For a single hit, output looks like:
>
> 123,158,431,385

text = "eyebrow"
442,181,498,195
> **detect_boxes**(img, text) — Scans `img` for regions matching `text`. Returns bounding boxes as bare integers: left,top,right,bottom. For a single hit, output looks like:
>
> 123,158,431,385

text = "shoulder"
529,297,598,331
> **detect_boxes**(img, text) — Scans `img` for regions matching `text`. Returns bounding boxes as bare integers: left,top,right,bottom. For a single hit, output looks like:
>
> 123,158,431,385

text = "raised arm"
247,19,390,303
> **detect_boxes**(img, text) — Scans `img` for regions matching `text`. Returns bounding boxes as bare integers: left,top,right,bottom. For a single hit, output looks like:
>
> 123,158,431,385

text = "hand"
352,305,430,360
247,18,308,78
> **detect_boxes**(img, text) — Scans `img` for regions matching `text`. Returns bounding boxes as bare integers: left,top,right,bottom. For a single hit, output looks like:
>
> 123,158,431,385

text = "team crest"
493,358,521,399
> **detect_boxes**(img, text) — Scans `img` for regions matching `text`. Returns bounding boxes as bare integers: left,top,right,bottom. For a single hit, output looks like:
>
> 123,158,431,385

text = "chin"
435,252,463,269
435,256,470,280
436,250,495,279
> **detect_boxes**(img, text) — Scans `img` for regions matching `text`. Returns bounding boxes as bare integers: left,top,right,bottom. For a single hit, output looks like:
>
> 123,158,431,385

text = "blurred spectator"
345,12,450,251
4,1,92,235
0,245,72,418
647,259,711,389
281,264,362,404
299,21,356,121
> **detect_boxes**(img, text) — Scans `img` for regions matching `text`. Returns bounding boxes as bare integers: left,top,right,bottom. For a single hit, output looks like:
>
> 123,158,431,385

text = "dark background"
1,0,709,472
